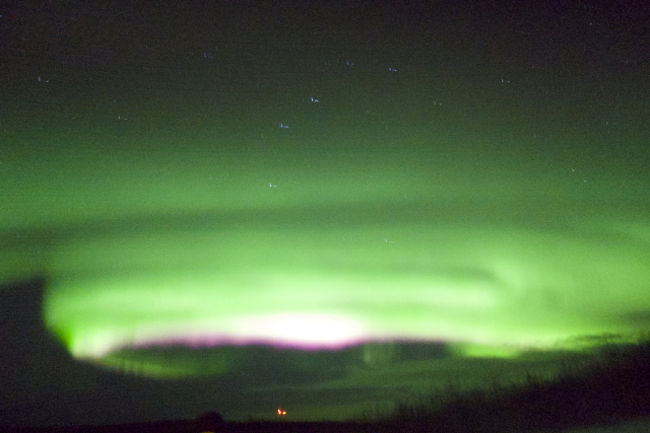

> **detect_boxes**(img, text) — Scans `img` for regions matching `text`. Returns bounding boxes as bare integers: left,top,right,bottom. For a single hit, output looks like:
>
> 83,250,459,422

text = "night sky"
1,0,649,427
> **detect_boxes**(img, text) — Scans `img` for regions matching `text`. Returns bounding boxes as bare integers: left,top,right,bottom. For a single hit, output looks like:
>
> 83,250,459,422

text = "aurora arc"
2,135,649,378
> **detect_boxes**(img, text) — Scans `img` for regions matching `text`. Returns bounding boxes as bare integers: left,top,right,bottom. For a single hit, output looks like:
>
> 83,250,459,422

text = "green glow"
98,347,235,378
448,343,523,359
2,2,648,426
36,193,649,375
3,122,649,378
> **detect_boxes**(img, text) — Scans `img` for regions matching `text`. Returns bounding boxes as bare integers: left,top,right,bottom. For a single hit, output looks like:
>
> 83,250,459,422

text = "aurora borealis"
1,0,649,427
39,194,649,362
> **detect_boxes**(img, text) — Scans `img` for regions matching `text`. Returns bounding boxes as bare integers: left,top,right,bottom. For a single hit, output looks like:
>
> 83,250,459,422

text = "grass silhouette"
3,341,648,433
381,340,650,433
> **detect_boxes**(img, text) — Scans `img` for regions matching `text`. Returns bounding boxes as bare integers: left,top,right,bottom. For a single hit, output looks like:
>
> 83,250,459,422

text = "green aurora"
1,0,649,423
2,122,648,377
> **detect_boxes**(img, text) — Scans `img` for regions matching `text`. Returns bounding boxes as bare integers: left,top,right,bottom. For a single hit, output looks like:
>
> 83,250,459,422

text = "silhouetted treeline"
386,340,650,433
2,342,649,433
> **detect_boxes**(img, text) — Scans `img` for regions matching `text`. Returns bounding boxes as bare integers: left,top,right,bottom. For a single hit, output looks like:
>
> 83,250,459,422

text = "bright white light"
233,313,367,348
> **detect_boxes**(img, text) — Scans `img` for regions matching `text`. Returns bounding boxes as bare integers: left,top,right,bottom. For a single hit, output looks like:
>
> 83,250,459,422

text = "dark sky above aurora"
1,0,649,427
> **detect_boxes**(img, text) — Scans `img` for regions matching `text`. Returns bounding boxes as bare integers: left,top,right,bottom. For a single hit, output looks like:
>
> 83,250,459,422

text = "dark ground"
3,341,648,433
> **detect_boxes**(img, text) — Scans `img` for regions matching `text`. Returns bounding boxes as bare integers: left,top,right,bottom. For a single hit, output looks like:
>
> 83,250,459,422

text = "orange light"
277,408,287,416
